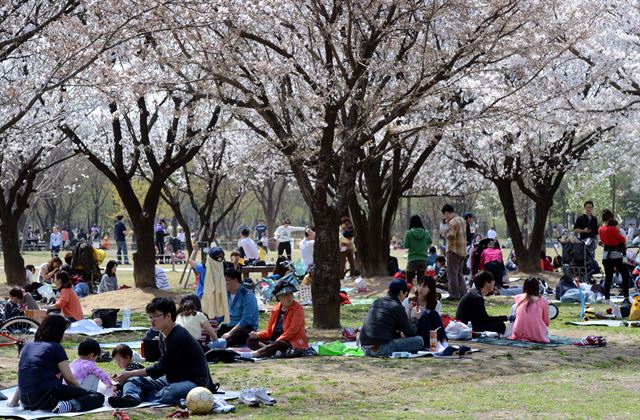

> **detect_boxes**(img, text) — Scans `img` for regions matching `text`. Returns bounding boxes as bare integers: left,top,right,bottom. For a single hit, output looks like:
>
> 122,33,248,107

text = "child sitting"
69,338,115,393
111,344,144,371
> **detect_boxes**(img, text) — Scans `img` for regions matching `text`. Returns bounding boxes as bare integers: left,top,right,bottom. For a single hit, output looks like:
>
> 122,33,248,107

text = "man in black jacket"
109,298,209,408
360,279,424,356
456,271,508,335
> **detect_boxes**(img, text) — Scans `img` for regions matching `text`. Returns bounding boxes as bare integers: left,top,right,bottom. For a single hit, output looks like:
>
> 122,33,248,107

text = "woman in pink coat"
510,277,550,343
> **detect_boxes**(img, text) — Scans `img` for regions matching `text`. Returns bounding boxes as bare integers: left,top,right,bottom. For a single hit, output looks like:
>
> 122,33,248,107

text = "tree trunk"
1,222,26,285
310,208,341,328
350,199,393,277
130,215,157,288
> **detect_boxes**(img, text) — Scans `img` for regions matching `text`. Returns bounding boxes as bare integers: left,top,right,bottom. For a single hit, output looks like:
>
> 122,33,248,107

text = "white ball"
186,387,214,415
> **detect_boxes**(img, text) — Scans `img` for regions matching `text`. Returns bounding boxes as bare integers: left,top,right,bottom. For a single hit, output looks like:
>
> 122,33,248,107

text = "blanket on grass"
0,387,240,420
473,335,576,348
566,320,627,327
65,320,147,336
64,341,141,350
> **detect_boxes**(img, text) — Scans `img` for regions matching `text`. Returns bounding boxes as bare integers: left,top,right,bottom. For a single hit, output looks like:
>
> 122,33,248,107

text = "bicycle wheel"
549,303,559,320
0,316,40,343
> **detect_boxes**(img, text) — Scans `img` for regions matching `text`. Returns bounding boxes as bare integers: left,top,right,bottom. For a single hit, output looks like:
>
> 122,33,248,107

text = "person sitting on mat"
239,278,307,359
509,277,550,343
108,297,209,408
359,279,424,357
216,269,259,348
68,338,115,393
43,271,84,323
408,276,447,346
456,271,508,335
10,314,104,413
175,294,219,344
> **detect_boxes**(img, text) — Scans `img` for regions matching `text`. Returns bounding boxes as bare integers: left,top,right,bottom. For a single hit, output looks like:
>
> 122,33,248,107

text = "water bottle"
122,307,131,329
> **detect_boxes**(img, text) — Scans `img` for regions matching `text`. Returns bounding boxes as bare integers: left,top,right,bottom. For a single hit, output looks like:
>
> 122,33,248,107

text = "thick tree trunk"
310,209,341,328
495,180,553,273
1,222,26,285
350,200,392,277
130,214,157,288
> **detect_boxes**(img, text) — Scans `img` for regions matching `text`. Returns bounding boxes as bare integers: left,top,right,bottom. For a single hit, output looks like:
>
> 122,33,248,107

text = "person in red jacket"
243,279,308,358
598,209,631,301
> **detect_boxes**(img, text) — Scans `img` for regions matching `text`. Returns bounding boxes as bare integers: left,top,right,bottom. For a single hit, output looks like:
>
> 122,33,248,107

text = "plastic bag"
354,276,367,292
629,296,640,321
445,320,472,340
317,341,364,357
37,283,55,300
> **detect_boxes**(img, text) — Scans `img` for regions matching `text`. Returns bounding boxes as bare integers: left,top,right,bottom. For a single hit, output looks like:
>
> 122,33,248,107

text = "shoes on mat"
253,387,277,405
108,395,140,408
572,335,606,347
239,388,259,406
212,397,236,413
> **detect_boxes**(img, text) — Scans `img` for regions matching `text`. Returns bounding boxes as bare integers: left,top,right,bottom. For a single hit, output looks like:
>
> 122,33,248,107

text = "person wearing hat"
359,279,424,357
240,279,308,358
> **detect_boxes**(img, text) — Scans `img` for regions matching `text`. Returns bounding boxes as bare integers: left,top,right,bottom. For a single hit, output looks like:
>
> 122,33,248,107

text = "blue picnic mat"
472,335,575,348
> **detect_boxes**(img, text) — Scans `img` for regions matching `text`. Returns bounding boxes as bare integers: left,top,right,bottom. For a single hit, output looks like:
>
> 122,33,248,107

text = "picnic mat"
0,387,240,419
566,320,627,327
64,341,141,350
473,335,576,348
65,320,147,336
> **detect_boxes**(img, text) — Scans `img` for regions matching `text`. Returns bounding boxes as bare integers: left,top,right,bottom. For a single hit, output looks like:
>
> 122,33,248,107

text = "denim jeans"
116,240,129,263
123,376,197,405
362,336,424,357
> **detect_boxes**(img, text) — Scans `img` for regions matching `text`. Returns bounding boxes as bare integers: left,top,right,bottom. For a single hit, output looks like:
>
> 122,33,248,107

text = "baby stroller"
70,241,105,294
557,232,590,283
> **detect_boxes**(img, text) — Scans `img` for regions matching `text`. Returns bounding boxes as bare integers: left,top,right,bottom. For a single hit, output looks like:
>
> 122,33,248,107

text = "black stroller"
557,233,591,283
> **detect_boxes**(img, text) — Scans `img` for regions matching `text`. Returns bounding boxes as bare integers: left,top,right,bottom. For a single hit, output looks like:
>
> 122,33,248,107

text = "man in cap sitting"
359,279,424,357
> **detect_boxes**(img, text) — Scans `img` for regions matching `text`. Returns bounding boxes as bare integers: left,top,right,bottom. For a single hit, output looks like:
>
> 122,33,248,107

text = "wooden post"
180,225,207,288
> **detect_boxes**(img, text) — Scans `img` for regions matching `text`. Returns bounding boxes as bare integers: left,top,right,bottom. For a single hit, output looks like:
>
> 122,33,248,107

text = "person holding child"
241,279,307,359
109,298,209,408
4,287,38,318
359,279,424,357
509,277,550,343
11,315,105,413
599,209,632,302
69,338,115,393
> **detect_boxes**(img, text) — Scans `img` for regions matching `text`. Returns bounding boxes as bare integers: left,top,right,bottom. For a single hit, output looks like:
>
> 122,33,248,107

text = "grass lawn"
1,248,639,418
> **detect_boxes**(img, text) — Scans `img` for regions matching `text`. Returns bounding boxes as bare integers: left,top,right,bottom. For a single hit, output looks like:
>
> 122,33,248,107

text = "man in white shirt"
299,228,315,268
238,229,260,261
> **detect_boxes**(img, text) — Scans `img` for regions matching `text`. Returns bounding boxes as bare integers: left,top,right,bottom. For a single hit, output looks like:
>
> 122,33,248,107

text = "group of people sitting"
360,270,551,357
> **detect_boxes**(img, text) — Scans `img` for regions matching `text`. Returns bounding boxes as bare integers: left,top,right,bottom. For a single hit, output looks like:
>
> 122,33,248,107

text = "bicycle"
0,316,40,355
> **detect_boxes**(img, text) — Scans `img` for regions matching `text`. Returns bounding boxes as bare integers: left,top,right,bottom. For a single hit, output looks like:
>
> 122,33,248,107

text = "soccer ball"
186,387,214,414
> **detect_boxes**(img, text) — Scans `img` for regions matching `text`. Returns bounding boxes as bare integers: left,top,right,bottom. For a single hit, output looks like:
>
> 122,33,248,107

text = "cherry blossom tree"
170,0,579,327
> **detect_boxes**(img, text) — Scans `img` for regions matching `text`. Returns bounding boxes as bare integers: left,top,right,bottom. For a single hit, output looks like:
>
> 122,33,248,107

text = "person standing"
463,212,475,247
254,220,267,240
155,219,167,256
299,227,315,269
573,200,599,274
598,209,631,302
442,204,468,300
114,215,130,264
274,218,305,260
238,229,260,262
61,228,70,249
403,215,432,284
50,226,62,258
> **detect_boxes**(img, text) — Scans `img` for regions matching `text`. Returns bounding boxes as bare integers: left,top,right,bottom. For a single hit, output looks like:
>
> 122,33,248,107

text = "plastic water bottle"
122,307,131,329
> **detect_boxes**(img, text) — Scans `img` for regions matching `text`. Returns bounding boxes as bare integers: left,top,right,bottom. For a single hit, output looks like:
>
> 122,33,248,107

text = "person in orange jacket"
242,279,308,358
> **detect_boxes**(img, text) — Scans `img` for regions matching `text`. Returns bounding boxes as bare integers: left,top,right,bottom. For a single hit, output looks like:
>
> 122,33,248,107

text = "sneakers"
239,389,259,406
212,397,236,413
573,335,607,347
239,388,276,407
108,395,140,408
52,400,74,414
253,387,277,405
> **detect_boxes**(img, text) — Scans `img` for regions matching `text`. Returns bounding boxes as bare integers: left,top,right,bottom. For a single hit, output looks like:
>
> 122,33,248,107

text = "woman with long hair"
509,277,550,343
598,209,631,302
98,260,118,293
10,314,104,413
406,276,446,346
403,215,432,284
175,294,219,343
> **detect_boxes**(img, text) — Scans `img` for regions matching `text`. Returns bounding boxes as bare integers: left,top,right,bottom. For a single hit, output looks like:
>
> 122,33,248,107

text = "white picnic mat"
567,320,627,327
0,386,241,419
65,320,147,336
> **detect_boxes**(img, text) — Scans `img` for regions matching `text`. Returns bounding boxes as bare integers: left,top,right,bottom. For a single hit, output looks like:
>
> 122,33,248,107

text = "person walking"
114,215,130,264
403,215,432,284
442,204,468,301
50,226,62,258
